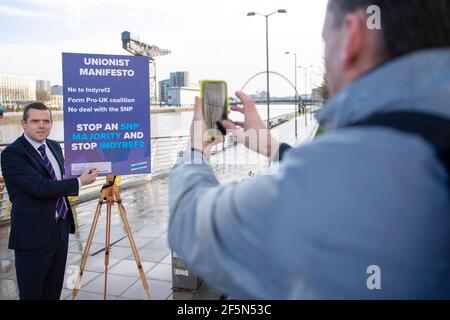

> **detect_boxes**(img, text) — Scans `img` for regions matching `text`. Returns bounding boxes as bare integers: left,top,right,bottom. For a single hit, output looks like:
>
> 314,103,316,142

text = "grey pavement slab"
0,278,19,300
82,256,121,273
144,238,170,251
135,248,171,264
109,259,155,278
113,236,152,248
81,273,138,297
146,263,172,282
66,290,118,300
120,278,172,300
63,270,102,291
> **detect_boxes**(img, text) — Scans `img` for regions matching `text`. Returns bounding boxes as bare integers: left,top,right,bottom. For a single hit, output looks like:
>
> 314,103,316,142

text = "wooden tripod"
71,174,151,300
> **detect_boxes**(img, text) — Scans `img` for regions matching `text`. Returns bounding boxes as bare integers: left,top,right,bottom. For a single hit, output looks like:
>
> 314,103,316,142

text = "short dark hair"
23,102,52,122
330,0,450,60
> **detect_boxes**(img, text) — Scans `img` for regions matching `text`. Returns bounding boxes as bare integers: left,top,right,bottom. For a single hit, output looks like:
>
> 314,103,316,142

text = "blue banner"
62,52,150,176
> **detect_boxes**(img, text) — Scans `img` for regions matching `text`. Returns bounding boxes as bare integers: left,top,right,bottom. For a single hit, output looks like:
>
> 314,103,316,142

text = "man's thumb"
194,96,203,116
221,120,245,144
221,120,237,130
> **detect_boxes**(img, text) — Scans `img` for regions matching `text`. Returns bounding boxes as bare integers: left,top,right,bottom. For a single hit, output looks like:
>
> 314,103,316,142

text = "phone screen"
201,81,228,136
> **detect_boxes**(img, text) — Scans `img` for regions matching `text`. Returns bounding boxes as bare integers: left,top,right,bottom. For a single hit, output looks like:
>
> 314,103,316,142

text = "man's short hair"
330,0,450,60
23,102,52,122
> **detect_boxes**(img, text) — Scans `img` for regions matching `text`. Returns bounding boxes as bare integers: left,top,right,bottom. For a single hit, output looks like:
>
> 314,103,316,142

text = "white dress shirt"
24,133,62,179
24,133,81,187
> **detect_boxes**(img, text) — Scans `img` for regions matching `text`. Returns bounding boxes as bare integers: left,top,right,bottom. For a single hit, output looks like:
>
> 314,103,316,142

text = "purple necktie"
37,144,68,220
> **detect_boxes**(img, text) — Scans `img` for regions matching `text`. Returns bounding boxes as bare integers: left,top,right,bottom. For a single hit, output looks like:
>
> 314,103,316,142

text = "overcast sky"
0,0,328,97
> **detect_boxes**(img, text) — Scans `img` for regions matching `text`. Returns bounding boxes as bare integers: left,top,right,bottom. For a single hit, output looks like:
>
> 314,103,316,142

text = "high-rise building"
0,75,36,111
159,79,171,104
36,80,51,102
51,85,63,96
49,95,63,110
170,72,189,88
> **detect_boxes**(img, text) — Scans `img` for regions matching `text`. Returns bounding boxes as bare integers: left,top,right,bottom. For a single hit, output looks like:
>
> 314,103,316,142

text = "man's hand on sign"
80,168,99,186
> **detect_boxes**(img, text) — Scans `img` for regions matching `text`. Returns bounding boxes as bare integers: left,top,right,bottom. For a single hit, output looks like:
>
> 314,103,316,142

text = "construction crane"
121,31,171,105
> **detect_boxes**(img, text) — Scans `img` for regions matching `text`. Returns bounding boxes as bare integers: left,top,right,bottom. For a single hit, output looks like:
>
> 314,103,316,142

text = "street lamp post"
299,66,307,126
247,9,287,124
299,65,313,126
309,69,314,121
285,51,298,138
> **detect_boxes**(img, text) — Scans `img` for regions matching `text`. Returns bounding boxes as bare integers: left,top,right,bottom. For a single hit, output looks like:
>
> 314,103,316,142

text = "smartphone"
200,80,228,137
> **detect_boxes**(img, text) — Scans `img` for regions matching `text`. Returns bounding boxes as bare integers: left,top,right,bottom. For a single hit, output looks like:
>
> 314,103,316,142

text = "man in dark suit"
1,102,99,300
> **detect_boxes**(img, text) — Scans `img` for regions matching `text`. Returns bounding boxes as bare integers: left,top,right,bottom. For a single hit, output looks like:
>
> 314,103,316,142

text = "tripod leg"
72,199,104,300
103,193,113,300
115,189,152,300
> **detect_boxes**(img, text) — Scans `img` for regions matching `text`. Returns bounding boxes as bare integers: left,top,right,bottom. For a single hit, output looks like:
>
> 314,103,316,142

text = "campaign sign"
62,52,150,176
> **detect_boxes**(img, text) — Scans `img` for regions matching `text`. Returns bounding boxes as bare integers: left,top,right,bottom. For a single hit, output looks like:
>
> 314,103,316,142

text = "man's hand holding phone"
190,97,223,154
190,87,280,159
221,91,280,159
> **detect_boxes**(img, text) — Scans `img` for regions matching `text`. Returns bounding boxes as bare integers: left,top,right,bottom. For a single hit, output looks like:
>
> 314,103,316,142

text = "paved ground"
0,115,318,300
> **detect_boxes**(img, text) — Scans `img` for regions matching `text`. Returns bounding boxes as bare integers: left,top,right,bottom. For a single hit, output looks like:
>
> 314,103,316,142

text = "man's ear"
340,12,366,70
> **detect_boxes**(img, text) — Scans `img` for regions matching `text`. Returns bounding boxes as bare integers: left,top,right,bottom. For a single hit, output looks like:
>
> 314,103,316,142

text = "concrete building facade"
0,75,36,111
167,87,199,106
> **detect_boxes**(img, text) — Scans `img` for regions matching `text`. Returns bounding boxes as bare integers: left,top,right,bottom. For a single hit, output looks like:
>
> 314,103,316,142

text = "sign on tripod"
62,52,151,177
62,53,152,300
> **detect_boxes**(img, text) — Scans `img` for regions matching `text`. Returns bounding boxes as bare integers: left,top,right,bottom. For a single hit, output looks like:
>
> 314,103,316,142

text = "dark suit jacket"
1,135,79,250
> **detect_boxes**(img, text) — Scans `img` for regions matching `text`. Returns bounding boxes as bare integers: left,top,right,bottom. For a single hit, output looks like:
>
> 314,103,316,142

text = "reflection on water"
0,105,295,144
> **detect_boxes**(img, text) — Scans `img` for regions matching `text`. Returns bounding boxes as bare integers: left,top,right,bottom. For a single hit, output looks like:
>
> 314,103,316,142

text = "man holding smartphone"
1,102,99,300
169,0,450,299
